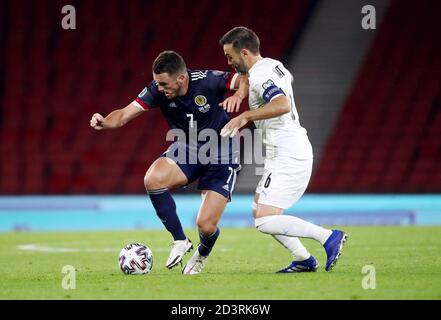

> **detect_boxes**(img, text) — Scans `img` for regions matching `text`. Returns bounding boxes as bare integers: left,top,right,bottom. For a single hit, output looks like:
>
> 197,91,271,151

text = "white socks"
273,235,311,261
255,215,332,245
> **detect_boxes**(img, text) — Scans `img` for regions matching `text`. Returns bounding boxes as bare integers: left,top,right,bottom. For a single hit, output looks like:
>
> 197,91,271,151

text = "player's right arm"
90,102,145,130
91,82,158,130
220,74,249,113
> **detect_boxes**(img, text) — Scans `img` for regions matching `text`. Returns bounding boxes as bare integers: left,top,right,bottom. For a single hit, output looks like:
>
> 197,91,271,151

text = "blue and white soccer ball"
118,243,154,275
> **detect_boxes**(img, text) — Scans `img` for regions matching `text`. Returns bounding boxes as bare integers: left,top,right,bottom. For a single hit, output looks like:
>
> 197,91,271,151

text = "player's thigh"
144,157,188,189
197,164,240,201
253,192,284,218
255,158,312,214
255,195,285,219
254,169,285,217
196,190,228,234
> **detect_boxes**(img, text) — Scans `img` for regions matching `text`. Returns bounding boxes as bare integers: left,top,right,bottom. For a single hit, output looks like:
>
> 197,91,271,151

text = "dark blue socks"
198,228,220,256
148,188,186,241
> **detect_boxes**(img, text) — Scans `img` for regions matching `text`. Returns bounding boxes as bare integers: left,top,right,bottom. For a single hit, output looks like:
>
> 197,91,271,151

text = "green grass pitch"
0,227,440,300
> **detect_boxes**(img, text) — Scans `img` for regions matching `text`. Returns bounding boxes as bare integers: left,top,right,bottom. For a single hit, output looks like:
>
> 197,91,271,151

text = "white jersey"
248,58,313,159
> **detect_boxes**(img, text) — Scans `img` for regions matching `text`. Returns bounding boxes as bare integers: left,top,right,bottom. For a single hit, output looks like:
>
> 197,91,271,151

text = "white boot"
182,250,207,275
166,238,193,269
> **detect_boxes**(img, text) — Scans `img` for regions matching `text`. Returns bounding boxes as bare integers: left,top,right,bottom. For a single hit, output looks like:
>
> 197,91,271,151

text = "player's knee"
144,172,167,190
196,217,217,235
251,201,258,218
254,218,263,231
254,215,277,233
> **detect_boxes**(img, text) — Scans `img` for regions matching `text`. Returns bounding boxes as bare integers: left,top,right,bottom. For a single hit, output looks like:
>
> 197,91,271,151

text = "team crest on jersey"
262,79,275,90
195,95,210,113
195,95,207,107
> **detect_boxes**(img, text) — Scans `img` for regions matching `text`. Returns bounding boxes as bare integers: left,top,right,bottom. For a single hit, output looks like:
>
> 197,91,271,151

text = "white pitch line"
17,244,232,253
17,244,119,253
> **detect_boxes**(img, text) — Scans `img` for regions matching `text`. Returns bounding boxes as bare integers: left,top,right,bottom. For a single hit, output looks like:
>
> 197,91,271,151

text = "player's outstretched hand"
219,95,243,113
220,114,248,138
90,113,105,130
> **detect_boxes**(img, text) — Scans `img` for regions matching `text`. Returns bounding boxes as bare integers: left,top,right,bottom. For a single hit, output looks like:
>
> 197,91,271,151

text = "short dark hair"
219,26,260,54
152,51,187,76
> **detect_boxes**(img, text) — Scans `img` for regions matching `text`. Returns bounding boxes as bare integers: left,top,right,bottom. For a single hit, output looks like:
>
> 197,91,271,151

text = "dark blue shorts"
161,141,241,200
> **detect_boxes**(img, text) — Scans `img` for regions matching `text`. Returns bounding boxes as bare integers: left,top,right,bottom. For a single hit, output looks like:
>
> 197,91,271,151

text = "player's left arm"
220,95,289,137
241,95,290,121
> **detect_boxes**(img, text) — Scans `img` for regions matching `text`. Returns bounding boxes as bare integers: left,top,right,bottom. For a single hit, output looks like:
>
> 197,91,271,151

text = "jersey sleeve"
133,81,160,110
207,70,240,93
251,73,286,103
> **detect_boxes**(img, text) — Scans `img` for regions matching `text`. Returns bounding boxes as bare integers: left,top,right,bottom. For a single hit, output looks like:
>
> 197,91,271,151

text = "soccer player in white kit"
219,27,348,272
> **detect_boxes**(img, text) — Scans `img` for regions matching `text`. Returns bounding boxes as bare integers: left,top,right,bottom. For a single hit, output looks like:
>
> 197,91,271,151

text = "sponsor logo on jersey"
168,101,177,108
262,79,275,90
198,104,210,113
195,95,210,113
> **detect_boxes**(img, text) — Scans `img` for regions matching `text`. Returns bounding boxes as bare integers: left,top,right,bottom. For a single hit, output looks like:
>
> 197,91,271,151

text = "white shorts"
256,157,313,209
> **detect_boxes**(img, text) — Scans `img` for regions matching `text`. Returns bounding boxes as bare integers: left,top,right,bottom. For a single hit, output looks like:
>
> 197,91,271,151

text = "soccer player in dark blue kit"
90,51,246,275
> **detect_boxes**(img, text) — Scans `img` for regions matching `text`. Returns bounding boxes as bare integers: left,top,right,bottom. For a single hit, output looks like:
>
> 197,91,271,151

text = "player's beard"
235,60,248,74
235,61,248,75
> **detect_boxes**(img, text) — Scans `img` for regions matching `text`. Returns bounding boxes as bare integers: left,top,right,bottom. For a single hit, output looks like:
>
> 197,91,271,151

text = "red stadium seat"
311,0,441,192
16,0,435,194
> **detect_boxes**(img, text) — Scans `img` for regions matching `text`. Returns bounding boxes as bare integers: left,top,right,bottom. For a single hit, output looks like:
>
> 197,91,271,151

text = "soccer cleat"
182,250,208,275
166,238,193,269
323,230,348,271
276,256,319,273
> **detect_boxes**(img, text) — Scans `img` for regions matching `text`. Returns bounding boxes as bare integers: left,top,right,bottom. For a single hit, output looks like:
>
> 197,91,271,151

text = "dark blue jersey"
135,70,238,134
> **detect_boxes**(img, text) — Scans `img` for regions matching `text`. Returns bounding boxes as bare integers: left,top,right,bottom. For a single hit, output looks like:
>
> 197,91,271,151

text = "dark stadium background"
1,0,440,230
